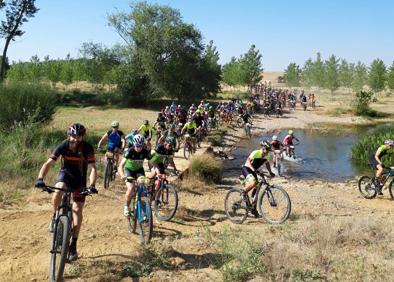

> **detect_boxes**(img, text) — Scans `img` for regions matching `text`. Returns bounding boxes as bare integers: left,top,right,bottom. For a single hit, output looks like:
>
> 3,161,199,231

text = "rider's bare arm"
97,133,108,148
37,158,56,180
265,161,273,174
245,158,254,171
119,157,127,179
88,163,97,187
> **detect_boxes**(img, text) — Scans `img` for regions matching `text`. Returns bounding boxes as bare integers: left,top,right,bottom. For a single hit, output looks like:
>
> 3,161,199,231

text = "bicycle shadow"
174,207,228,225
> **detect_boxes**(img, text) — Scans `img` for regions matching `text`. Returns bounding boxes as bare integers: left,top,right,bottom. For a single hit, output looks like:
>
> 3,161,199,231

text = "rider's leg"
52,181,65,215
376,164,384,183
125,181,135,207
71,200,85,239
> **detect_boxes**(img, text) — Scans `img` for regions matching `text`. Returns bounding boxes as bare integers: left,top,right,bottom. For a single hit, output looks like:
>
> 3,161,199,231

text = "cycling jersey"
247,149,270,170
271,140,282,150
156,117,167,129
150,144,175,165
138,124,152,138
183,121,197,135
107,130,124,150
375,145,392,159
124,147,151,171
51,140,96,187
283,135,298,146
125,133,135,146
193,115,204,127
162,131,179,147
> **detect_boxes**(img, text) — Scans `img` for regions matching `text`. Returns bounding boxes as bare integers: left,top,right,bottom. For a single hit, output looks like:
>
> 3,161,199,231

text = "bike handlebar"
38,186,98,195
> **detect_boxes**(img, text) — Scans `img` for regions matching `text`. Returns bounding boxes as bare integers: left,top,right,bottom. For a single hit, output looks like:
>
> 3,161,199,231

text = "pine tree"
324,55,339,94
368,58,386,92
352,61,368,92
338,59,353,88
387,61,394,91
284,63,301,87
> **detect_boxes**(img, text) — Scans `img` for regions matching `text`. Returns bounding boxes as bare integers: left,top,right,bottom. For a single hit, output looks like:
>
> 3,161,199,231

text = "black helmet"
259,140,270,149
67,123,86,136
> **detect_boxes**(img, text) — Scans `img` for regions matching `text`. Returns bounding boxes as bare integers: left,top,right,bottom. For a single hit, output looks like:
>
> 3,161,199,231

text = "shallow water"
225,124,392,181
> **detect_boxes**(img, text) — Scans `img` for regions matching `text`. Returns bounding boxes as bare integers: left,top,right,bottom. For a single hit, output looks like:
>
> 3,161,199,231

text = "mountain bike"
358,166,394,199
101,149,117,189
224,171,291,224
152,175,179,221
183,134,196,160
284,144,298,159
236,115,253,128
275,106,283,118
38,185,97,282
126,179,153,244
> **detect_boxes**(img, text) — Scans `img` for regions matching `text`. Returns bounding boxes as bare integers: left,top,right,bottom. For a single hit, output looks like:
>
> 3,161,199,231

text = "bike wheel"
155,184,178,221
104,160,112,189
257,185,291,224
358,176,377,199
137,197,153,244
388,180,394,200
224,188,248,224
49,216,70,282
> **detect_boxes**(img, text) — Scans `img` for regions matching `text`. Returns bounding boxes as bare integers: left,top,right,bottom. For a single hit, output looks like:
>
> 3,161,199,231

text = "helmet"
165,106,169,109
209,106,213,109
260,140,271,149
288,130,294,135
144,119,149,125
111,121,119,128
132,134,145,148
67,123,86,136
177,105,181,108
130,128,138,135
272,135,278,141
385,140,394,146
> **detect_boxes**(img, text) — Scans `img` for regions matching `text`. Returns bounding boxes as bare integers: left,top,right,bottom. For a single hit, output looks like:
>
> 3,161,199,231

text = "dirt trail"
1,108,393,281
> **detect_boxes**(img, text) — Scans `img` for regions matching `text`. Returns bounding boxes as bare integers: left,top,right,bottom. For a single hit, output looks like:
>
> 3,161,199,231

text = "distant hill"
262,71,284,82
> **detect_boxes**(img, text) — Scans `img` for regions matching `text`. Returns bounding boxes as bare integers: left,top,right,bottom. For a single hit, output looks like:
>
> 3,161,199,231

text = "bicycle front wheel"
236,117,243,128
358,176,377,199
388,180,394,200
137,197,153,244
155,184,178,221
49,216,70,282
104,160,112,189
224,188,248,224
183,143,191,160
257,185,291,224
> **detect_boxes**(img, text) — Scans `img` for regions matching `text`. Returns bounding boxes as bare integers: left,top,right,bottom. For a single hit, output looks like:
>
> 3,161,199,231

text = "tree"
200,40,221,96
324,55,339,94
0,0,39,81
240,44,263,88
338,59,353,88
284,62,301,87
311,52,325,88
301,58,314,88
387,61,394,91
222,57,243,86
352,61,368,92
108,2,216,102
368,58,386,93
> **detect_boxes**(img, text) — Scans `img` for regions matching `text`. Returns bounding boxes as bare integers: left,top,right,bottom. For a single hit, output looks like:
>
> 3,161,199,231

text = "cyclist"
159,124,180,172
35,123,97,261
271,135,284,168
119,135,152,217
371,140,394,195
153,112,167,143
149,141,176,192
181,118,198,149
283,130,300,157
125,129,138,147
97,121,125,171
193,111,205,136
138,120,153,149
241,140,275,216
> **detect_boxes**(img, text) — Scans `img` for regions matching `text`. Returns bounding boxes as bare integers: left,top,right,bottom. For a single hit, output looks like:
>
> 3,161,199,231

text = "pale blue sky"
1,0,393,70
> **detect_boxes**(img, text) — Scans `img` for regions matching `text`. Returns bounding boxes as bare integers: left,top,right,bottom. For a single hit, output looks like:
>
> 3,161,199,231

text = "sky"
0,0,393,71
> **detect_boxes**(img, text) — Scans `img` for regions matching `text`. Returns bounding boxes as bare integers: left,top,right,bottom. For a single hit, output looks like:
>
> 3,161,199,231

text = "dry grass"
189,153,222,184
49,106,158,135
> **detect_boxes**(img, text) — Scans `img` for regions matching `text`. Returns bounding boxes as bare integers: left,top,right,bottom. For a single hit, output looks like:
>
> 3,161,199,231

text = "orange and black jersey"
51,140,95,176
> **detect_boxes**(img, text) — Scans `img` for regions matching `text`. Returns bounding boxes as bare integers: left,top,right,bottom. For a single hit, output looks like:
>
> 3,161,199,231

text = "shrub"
0,82,58,130
351,128,394,166
189,153,222,184
353,90,376,117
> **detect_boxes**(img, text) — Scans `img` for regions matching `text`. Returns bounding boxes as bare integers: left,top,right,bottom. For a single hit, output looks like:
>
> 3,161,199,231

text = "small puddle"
224,124,392,181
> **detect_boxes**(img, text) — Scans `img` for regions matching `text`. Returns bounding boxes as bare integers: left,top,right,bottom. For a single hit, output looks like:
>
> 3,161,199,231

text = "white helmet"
133,134,145,148
385,140,394,146
272,135,278,141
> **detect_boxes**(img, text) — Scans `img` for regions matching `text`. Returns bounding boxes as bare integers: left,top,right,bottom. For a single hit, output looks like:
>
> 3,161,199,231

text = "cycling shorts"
56,169,86,203
241,166,258,183
124,167,145,180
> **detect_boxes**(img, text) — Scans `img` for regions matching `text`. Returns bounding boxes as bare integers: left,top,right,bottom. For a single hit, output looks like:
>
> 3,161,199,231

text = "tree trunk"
0,37,11,82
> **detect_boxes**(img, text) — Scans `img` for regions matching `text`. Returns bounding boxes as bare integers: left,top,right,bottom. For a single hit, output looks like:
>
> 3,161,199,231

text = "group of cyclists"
33,88,394,263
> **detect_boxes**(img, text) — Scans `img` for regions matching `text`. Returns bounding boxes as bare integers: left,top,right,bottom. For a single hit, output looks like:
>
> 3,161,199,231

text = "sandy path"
0,107,393,281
